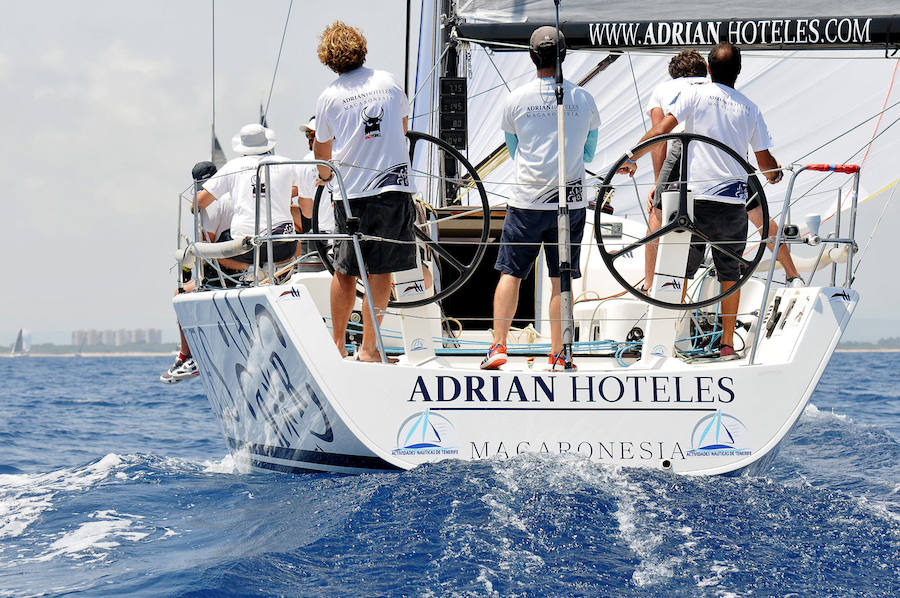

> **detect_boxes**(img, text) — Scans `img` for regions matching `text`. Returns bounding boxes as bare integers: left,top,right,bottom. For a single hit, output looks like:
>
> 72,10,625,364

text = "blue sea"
0,354,897,597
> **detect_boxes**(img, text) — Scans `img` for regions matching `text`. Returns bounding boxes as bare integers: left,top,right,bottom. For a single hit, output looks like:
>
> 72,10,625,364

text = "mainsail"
10,328,31,356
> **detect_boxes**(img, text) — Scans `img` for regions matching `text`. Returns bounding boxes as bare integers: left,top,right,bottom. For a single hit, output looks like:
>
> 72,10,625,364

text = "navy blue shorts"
495,207,585,279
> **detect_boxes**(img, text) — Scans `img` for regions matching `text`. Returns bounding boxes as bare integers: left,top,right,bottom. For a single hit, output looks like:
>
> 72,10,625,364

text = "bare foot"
358,352,398,363
336,345,348,358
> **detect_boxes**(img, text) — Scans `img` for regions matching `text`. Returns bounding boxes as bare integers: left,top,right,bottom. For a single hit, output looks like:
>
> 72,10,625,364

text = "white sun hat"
232,123,276,155
298,116,316,133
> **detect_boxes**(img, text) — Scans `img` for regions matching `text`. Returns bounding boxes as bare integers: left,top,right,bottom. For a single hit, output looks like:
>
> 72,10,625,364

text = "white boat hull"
174,281,857,476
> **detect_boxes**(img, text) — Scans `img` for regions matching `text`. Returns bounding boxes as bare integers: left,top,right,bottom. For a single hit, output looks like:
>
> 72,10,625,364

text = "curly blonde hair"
317,21,367,74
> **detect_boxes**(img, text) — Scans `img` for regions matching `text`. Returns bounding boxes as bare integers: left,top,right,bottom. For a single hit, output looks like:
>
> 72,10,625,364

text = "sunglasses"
304,131,315,140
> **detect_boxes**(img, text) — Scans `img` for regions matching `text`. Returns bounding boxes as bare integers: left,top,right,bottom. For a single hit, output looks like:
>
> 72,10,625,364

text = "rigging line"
211,0,215,133
793,96,900,163
484,47,512,92
627,52,647,132
783,113,900,214
860,58,900,168
409,44,452,105
853,179,899,276
263,0,294,122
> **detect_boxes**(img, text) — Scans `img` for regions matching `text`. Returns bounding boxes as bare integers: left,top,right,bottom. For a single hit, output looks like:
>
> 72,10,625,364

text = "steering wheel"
595,132,769,310
312,130,491,308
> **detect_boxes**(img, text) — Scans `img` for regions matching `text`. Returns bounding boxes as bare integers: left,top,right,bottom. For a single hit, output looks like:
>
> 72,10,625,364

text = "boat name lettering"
408,375,734,404
470,440,686,461
587,18,872,48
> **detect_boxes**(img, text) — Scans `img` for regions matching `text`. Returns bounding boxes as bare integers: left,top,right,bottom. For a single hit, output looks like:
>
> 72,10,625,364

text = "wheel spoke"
689,226,753,268
414,228,468,272
610,221,681,260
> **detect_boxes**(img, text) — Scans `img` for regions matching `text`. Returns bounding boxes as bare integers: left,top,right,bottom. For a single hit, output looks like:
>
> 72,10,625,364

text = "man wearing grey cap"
481,26,601,371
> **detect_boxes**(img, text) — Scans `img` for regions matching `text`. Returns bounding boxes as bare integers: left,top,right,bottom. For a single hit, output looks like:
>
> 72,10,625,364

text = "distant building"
72,328,164,347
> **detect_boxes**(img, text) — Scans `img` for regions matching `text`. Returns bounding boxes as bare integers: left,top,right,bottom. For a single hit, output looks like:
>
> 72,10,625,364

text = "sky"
0,0,409,345
2,1,899,345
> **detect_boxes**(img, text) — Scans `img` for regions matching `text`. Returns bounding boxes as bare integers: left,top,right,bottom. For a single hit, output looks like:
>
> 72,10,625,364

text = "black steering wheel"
595,132,769,310
312,130,491,309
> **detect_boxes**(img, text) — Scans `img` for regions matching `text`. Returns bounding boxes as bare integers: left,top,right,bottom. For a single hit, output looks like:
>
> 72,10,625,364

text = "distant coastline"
1,342,178,358
4,338,900,357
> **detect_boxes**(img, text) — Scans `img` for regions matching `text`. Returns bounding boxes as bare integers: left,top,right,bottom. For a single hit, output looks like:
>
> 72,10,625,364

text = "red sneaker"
719,345,739,360
480,343,508,370
546,353,577,371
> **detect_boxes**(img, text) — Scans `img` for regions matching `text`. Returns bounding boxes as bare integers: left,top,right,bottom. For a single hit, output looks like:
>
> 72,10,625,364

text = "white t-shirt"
668,82,773,204
314,67,411,199
647,76,707,134
203,154,297,237
295,151,335,232
200,192,233,241
501,77,601,210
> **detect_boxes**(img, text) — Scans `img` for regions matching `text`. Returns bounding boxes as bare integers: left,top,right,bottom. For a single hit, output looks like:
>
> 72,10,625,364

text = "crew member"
162,161,236,384
621,43,783,359
481,26,600,371
313,21,417,362
196,123,298,269
643,51,803,290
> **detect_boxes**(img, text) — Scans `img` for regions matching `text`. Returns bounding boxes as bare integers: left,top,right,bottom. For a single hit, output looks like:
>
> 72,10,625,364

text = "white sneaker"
160,357,199,383
788,276,805,288
171,357,199,381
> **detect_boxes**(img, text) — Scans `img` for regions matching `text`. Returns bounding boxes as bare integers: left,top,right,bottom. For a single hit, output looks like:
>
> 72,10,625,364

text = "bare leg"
491,273,522,347
219,257,250,272
330,271,357,357
175,280,196,357
358,273,393,362
720,280,740,348
748,207,801,280
644,206,662,290
548,277,562,355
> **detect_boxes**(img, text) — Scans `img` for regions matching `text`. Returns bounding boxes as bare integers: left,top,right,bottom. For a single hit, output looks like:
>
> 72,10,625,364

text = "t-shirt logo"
362,105,384,139
250,174,266,199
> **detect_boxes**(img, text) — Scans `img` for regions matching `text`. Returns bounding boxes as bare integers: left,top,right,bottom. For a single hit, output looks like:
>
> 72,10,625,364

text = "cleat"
480,343,507,370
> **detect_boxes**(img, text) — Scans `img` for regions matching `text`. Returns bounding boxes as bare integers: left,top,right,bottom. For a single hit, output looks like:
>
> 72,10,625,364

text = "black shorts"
201,263,241,288
495,206,585,279
333,191,417,276
685,201,748,282
224,222,298,266
653,140,683,209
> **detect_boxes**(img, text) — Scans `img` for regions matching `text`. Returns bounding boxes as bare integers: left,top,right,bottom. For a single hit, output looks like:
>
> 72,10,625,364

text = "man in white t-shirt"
481,26,601,371
295,116,335,235
642,51,802,291
621,43,784,358
313,21,416,362
642,50,708,289
196,123,298,268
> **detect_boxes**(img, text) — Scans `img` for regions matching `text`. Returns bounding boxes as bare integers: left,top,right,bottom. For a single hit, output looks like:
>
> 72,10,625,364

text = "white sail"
459,45,899,228
10,328,31,356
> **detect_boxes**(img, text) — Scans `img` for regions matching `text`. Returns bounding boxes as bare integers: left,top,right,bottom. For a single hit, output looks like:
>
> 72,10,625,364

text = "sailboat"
10,329,32,357
172,2,899,475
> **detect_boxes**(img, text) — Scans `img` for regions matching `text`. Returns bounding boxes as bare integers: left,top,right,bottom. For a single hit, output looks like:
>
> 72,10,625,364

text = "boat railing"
177,159,391,363
748,163,861,364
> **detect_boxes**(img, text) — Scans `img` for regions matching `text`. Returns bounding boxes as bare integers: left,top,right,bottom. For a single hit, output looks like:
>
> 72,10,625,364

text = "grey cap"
529,26,566,53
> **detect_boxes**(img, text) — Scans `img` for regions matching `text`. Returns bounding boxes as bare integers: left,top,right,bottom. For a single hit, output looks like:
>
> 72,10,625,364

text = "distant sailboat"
10,329,31,356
